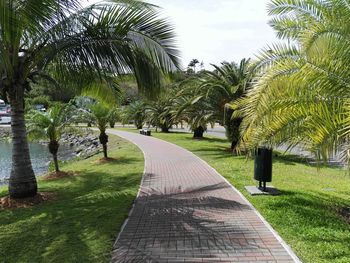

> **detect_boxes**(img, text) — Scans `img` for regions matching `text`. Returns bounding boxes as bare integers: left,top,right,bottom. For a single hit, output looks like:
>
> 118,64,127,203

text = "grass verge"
0,134,143,263
119,128,350,263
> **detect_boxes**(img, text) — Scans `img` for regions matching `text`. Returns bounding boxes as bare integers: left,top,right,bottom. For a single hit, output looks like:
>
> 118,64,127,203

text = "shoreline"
0,128,102,185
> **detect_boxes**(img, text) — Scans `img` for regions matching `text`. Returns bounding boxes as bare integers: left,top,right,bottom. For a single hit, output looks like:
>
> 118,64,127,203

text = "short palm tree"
0,0,179,198
175,89,215,138
145,90,177,132
124,101,146,129
27,105,71,173
108,107,121,128
90,104,110,159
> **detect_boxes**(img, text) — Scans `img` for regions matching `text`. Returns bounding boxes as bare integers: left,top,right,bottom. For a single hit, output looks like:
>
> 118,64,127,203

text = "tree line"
1,0,349,199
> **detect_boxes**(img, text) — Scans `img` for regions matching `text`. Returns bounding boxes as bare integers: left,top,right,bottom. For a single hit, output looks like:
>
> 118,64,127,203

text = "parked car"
0,100,11,124
34,104,46,112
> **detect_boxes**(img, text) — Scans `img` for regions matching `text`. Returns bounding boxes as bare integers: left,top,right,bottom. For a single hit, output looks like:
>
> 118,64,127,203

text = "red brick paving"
109,130,300,263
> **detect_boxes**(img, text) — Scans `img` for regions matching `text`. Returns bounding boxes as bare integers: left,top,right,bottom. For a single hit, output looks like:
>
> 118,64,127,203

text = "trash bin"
254,147,272,191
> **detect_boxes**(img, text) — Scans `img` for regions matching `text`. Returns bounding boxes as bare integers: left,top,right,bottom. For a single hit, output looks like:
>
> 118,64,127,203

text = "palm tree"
175,89,216,138
108,107,121,128
91,104,110,159
204,60,252,150
145,89,178,132
188,59,200,73
232,0,350,162
27,104,72,173
184,60,252,148
123,101,146,129
0,0,179,198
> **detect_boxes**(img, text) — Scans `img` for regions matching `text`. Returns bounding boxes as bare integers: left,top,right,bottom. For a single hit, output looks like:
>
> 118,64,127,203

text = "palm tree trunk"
99,132,109,159
53,154,60,172
193,126,204,139
8,97,37,198
161,126,169,133
49,141,60,172
103,144,108,158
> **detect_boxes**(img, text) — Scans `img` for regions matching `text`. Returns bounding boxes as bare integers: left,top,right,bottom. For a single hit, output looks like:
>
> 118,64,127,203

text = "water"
0,142,76,184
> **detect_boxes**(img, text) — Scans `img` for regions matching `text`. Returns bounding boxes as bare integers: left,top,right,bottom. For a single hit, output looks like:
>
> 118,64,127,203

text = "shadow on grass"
254,189,350,261
0,170,142,263
182,135,227,143
272,152,343,169
92,156,141,165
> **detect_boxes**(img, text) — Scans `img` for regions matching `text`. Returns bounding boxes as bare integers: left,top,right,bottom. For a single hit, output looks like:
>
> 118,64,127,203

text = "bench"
140,129,151,136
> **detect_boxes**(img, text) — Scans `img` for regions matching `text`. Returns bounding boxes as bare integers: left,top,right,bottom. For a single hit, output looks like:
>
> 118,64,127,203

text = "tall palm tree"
188,59,200,73
27,104,71,173
0,0,179,198
90,104,110,159
232,0,350,162
207,60,251,120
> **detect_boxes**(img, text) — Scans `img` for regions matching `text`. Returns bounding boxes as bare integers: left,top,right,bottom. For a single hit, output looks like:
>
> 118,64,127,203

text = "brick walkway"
109,130,300,263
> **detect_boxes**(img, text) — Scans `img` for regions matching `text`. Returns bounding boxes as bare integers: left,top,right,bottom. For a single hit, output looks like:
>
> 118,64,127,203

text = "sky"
84,0,279,69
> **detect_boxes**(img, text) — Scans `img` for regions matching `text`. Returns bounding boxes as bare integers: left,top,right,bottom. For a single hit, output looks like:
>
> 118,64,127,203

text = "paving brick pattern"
110,130,298,263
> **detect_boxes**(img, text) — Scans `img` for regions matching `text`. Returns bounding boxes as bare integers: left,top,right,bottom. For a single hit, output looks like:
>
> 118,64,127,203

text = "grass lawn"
0,134,144,263
118,128,350,263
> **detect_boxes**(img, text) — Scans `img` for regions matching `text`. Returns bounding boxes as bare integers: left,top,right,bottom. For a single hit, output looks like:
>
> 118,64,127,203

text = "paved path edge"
109,130,148,253
108,129,302,263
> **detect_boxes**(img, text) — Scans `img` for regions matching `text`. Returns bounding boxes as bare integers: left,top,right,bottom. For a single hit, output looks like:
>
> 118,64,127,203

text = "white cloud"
82,0,279,68
148,0,278,68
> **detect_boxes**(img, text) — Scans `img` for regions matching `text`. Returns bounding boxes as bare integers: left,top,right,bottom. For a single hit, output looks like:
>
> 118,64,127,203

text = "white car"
0,102,11,124
0,115,11,124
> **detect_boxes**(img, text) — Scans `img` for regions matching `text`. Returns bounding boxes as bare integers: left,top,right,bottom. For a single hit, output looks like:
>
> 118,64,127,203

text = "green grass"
118,128,350,263
0,135,144,263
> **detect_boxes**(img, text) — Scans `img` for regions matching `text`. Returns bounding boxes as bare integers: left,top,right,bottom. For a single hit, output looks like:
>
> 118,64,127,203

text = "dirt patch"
0,192,56,209
339,207,350,224
93,157,118,164
43,171,76,180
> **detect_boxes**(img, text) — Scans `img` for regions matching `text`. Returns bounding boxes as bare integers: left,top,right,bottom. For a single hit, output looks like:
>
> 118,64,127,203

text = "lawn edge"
106,129,148,258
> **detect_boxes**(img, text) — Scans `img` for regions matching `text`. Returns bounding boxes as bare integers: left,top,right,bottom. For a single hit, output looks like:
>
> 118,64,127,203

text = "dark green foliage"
224,108,243,151
192,59,253,148
123,101,146,129
108,107,121,128
26,96,51,109
144,88,178,132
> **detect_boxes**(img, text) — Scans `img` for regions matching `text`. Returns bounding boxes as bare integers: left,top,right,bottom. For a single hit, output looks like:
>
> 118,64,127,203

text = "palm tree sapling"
27,105,71,173
91,104,110,159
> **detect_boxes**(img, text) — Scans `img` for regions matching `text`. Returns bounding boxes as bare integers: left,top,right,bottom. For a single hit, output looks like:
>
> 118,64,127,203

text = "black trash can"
254,147,272,191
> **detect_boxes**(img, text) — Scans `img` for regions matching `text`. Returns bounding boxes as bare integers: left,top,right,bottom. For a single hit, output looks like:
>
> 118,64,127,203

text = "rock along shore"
61,130,101,159
0,127,101,159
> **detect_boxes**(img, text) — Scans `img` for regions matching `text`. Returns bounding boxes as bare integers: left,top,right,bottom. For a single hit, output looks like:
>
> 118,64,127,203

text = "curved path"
110,130,300,263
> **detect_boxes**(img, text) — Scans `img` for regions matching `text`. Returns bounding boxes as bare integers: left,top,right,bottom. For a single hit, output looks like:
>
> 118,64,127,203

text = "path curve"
109,130,300,263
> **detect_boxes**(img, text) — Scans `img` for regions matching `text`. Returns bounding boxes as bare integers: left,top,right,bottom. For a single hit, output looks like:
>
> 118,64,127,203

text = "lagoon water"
0,142,76,184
